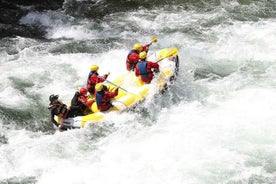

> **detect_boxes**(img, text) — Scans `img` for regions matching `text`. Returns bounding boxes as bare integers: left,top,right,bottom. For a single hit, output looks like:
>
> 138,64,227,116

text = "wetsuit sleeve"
78,96,87,105
126,62,131,71
50,109,58,127
135,64,140,77
86,99,94,107
142,44,149,52
105,88,118,99
98,74,108,82
71,92,80,106
148,61,159,69
114,88,119,96
78,96,93,108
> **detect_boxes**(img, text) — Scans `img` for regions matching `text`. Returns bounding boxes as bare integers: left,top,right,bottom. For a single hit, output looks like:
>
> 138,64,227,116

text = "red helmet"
79,87,87,95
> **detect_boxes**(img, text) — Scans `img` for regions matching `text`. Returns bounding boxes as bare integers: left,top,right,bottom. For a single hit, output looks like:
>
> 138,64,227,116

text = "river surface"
0,0,276,183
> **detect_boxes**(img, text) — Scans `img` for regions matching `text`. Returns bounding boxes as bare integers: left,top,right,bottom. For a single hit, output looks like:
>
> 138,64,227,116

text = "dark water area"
0,0,64,38
1,0,275,39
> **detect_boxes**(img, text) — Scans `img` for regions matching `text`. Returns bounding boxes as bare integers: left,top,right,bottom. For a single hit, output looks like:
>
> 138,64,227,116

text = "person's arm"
50,109,58,127
86,99,94,107
126,62,131,71
71,91,80,106
142,44,149,52
58,118,64,131
148,61,159,68
105,88,119,99
78,96,87,105
99,72,110,82
78,96,93,108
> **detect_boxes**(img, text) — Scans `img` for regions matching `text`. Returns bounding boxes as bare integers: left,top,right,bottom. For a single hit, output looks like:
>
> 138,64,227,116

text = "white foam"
1,3,276,184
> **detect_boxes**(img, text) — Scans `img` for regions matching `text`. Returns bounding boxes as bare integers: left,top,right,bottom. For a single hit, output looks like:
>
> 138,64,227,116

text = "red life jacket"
126,50,139,71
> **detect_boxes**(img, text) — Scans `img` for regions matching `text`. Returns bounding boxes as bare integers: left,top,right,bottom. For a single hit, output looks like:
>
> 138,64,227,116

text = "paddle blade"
151,36,157,43
166,48,178,57
157,48,170,60
157,48,179,62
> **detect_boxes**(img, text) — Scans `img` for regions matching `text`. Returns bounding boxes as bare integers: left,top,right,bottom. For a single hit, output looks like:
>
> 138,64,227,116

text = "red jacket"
87,72,108,94
126,45,149,71
135,60,159,84
96,88,119,111
78,95,94,108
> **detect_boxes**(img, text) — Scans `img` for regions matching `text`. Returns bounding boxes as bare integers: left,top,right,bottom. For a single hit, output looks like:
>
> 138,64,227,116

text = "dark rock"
0,1,27,25
0,0,64,38
0,23,46,38
2,0,64,11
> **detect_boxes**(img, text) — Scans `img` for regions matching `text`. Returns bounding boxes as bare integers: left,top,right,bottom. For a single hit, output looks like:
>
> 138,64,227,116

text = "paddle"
101,78,144,101
157,48,179,63
148,36,158,46
106,79,143,100
146,36,158,58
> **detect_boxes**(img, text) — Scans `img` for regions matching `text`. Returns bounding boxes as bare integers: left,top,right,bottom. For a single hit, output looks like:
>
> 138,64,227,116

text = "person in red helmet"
135,51,159,84
87,64,110,95
95,83,119,112
69,88,90,117
76,87,94,113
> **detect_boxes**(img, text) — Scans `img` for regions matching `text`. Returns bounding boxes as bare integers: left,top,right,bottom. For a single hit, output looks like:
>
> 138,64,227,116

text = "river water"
0,0,276,183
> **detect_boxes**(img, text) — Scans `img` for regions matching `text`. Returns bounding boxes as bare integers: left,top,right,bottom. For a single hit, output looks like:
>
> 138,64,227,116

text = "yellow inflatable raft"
57,48,179,128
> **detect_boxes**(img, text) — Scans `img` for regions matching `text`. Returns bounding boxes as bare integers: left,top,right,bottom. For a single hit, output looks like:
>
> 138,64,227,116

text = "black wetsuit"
70,91,87,116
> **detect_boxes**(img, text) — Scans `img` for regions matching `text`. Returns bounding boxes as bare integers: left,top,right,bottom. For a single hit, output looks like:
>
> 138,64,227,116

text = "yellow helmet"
133,43,143,51
90,64,99,72
95,83,103,91
139,51,147,60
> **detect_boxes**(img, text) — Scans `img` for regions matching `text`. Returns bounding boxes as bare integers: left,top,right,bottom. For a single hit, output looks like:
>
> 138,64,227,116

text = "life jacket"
95,91,104,106
49,102,68,117
87,71,98,93
137,61,148,79
87,71,98,85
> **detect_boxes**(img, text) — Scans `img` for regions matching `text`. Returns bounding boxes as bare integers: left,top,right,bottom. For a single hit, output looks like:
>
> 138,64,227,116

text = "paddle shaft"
105,79,128,93
101,78,143,100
